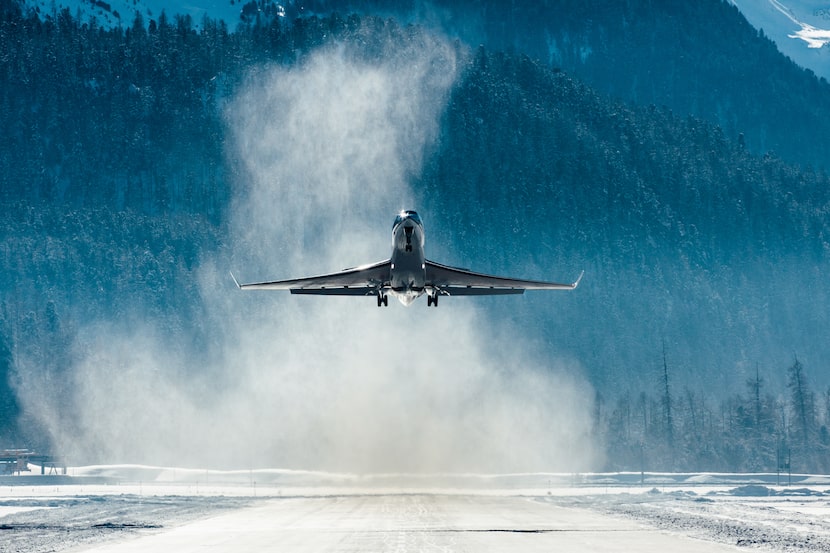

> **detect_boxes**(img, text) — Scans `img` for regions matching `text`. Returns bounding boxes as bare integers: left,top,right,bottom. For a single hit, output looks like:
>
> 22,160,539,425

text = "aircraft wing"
425,260,583,296
231,260,391,296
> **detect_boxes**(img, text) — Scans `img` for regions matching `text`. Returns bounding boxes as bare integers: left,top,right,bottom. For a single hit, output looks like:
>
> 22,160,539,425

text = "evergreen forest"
1,0,830,472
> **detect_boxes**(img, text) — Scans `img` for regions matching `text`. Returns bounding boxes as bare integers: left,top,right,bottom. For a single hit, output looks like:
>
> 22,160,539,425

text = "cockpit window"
393,210,422,229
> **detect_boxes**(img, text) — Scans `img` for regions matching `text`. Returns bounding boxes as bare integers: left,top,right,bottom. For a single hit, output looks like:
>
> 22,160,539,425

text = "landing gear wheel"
377,294,388,307
427,293,438,307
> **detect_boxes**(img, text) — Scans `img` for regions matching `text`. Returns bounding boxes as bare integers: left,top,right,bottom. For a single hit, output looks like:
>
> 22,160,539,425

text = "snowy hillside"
5,0,830,476
24,0,830,80
730,0,830,78
25,0,246,29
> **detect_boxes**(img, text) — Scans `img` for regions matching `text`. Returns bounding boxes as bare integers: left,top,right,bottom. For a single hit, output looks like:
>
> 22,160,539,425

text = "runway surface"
3,469,829,552
75,493,739,552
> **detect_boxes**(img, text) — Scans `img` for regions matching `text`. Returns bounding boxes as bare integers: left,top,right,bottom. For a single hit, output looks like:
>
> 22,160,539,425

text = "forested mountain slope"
422,46,830,388
1,3,829,470
300,0,830,169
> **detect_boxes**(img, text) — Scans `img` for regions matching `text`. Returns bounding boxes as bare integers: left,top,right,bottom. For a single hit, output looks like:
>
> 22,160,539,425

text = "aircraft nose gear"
377,293,389,307
427,292,439,307
404,226,413,252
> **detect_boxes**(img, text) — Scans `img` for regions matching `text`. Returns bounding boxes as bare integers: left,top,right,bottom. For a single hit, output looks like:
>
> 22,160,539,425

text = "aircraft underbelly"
390,224,425,305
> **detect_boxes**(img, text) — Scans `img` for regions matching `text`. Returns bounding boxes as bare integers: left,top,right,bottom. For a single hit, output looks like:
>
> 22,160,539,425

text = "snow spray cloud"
13,33,600,473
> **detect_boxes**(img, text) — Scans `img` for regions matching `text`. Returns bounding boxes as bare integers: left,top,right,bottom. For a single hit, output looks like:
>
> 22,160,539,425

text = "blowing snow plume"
13,32,600,473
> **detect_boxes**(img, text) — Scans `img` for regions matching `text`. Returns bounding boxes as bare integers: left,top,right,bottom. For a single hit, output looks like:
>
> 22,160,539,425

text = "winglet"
572,270,585,289
230,271,242,289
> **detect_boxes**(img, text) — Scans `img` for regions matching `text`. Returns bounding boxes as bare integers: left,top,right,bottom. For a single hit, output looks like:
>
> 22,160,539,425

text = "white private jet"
231,210,583,306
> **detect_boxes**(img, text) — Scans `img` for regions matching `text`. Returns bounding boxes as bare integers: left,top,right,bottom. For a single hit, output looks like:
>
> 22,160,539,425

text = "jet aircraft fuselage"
389,210,427,306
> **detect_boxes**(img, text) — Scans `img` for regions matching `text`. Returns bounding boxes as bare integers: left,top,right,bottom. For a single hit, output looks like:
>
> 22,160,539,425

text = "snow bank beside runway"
65,465,830,488
1,470,829,553
4,466,829,499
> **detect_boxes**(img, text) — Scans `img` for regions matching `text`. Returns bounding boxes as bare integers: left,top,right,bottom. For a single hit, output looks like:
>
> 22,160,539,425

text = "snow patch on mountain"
730,0,830,78
768,0,830,48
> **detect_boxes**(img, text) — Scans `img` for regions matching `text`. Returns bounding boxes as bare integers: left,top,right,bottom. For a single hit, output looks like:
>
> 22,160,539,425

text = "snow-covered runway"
71,494,743,553
1,469,829,552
